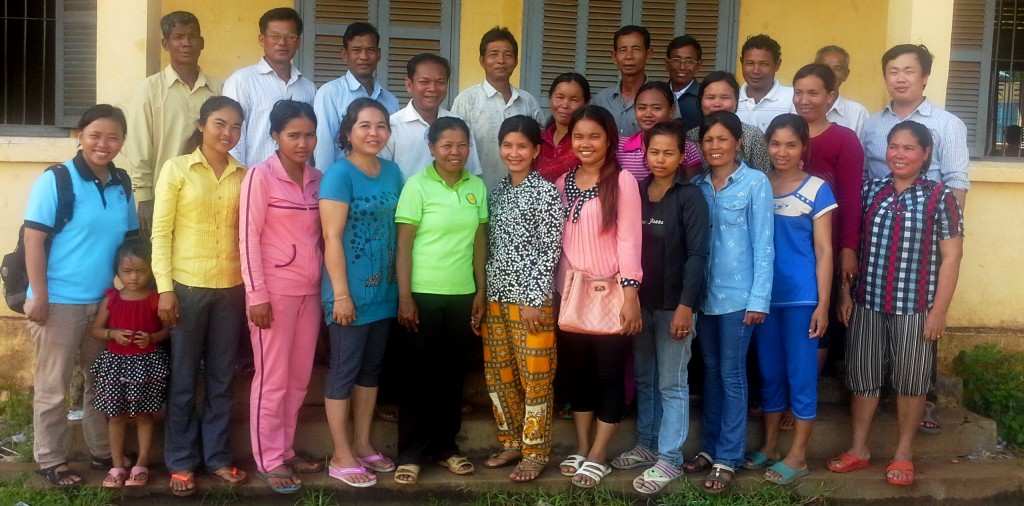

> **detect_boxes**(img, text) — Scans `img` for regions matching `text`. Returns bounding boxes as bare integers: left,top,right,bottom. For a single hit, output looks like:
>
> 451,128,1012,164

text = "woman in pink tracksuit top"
238,101,323,493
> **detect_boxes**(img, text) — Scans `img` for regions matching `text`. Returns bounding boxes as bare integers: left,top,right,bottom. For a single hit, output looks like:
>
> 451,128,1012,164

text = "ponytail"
182,96,245,155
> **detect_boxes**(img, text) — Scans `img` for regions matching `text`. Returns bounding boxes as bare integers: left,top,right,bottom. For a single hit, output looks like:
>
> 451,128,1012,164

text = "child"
89,238,170,488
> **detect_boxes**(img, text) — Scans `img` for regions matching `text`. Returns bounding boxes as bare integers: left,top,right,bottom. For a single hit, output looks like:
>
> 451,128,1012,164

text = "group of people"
22,5,966,498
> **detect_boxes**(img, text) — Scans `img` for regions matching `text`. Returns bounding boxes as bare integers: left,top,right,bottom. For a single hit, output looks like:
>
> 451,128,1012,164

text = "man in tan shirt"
122,11,220,235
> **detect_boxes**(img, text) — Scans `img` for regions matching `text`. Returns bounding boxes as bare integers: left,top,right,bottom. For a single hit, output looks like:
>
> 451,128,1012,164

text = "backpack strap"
112,167,134,203
46,164,74,235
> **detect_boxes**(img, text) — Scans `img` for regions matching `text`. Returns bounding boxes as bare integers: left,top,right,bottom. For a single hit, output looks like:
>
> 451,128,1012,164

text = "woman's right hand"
26,298,48,324
249,302,273,329
398,295,419,333
158,291,180,327
332,297,356,326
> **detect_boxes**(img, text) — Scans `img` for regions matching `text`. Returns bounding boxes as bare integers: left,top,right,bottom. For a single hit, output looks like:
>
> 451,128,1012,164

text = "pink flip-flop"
358,453,396,473
329,464,377,488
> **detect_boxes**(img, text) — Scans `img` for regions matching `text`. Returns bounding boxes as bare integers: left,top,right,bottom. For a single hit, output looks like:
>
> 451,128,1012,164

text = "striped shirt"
854,176,964,314
861,100,971,190
616,132,702,185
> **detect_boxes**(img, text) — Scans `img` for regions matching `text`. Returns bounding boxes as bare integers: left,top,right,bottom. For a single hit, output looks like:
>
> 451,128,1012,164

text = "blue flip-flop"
742,451,776,470
764,461,810,485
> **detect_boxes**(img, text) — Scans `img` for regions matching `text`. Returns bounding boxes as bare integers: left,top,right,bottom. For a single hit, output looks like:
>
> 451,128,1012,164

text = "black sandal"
683,451,713,474
703,464,735,495
36,463,83,487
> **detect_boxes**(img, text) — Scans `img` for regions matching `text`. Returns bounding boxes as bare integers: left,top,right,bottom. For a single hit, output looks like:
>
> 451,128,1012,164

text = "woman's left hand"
520,306,544,334
471,292,486,335
808,305,829,338
743,311,767,326
620,295,643,335
924,309,947,341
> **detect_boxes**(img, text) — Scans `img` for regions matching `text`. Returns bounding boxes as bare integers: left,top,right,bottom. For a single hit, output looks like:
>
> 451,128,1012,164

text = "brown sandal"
169,471,197,497
683,451,713,474
484,449,522,468
703,464,735,495
286,455,325,474
509,457,545,482
211,465,248,485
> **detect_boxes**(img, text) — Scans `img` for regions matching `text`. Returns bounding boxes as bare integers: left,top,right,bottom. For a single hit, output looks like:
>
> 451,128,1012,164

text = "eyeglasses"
668,57,700,67
265,33,299,44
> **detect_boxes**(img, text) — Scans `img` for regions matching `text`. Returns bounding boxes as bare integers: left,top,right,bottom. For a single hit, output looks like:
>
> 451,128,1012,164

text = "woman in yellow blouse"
151,96,249,497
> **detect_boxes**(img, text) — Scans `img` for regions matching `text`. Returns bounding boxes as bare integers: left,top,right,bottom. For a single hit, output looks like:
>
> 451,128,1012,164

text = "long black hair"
887,120,934,174
183,96,244,154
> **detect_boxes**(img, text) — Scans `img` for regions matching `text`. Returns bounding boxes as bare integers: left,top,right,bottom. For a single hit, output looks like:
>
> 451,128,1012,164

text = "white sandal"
559,454,586,477
571,461,611,489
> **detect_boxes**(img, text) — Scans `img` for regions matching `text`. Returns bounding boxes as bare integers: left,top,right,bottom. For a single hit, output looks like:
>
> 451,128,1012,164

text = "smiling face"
481,39,517,83
200,107,243,157
571,118,610,168
793,74,836,124
635,88,673,132
500,131,540,177
163,22,204,68
741,47,780,92
406,61,449,113
79,118,125,169
646,134,682,179
884,53,929,104
701,81,738,115
701,123,740,169
347,106,390,157
666,44,701,89
612,32,651,78
259,19,300,67
430,127,470,175
342,33,381,80
272,116,317,166
549,81,587,128
886,129,931,179
767,126,805,173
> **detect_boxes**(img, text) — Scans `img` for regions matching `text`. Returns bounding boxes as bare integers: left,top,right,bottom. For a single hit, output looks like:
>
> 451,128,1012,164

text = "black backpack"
0,164,131,313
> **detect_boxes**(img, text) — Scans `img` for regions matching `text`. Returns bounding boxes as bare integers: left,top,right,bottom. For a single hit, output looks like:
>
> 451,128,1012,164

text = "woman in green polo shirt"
393,117,488,485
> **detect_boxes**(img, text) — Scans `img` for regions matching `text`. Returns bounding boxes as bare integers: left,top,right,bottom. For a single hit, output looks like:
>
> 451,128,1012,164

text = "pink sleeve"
615,171,643,282
683,140,703,169
239,165,270,306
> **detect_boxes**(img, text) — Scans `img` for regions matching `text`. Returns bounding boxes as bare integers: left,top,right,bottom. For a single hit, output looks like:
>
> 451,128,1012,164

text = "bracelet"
105,329,111,340
334,295,350,301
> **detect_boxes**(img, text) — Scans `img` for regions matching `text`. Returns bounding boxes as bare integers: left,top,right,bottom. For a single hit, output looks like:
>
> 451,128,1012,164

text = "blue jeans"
633,308,693,467
698,310,754,469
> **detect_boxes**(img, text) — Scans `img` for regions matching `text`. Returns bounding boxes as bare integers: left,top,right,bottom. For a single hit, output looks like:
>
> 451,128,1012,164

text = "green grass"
294,487,338,506
0,476,116,506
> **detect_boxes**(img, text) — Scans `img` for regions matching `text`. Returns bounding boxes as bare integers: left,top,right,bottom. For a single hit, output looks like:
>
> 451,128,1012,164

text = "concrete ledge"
0,137,77,164
970,160,1024,184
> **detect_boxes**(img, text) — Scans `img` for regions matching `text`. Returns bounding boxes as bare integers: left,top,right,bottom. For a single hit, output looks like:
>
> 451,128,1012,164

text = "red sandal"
827,452,870,473
886,459,914,486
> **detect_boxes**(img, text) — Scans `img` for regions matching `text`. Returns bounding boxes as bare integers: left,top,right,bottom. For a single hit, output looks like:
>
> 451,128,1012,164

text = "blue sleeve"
813,181,839,218
313,84,342,170
24,171,59,231
319,161,352,204
746,173,775,314
125,191,140,232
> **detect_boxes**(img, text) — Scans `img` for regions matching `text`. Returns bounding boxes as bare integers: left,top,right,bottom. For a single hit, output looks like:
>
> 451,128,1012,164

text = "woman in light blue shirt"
683,111,774,495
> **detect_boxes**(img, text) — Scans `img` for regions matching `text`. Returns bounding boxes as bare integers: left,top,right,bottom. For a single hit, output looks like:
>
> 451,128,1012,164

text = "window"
521,0,739,109
0,0,96,131
298,0,461,107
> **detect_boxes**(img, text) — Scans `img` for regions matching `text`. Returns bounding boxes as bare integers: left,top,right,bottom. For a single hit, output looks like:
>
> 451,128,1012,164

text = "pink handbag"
557,268,624,335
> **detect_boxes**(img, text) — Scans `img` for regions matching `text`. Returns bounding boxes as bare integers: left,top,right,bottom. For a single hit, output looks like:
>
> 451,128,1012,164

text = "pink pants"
248,293,321,473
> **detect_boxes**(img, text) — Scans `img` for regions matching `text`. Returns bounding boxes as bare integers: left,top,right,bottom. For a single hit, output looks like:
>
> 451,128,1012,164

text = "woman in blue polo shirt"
23,104,139,487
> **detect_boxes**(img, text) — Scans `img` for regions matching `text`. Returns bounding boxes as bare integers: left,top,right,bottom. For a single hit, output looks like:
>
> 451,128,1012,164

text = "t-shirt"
395,164,488,295
23,154,139,304
640,193,667,308
771,175,837,306
319,157,403,325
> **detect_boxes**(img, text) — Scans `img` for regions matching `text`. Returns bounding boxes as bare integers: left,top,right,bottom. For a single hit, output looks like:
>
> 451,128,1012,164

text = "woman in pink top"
555,105,643,489
617,82,702,184
239,101,324,494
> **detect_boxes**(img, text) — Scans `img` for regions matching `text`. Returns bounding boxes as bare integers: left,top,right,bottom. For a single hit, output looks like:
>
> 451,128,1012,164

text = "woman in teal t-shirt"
320,98,403,488
392,116,488,485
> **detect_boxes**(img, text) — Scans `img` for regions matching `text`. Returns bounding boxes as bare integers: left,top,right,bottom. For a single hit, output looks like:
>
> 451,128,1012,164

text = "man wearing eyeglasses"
223,7,316,167
313,22,400,170
665,35,704,133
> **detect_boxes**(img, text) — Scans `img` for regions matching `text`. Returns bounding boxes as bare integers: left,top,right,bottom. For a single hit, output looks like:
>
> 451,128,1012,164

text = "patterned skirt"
89,348,170,417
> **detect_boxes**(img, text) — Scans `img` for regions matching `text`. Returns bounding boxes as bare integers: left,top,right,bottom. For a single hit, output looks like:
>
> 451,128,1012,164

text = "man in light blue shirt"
313,22,400,170
591,25,653,137
861,44,970,206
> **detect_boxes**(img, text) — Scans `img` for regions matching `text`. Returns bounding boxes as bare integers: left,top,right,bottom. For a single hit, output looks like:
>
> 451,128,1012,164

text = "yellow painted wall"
737,0,890,111
457,0,524,91
886,0,953,106
161,0,291,81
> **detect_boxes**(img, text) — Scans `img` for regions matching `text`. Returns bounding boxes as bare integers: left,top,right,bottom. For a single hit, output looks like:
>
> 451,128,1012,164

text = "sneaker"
66,409,84,421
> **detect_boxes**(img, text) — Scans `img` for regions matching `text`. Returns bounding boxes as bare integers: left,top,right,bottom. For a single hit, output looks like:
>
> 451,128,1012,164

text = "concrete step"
5,456,1023,504
70,401,997,467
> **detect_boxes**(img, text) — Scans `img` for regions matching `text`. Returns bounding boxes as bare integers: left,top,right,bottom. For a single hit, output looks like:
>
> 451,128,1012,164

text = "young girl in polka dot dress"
89,238,170,488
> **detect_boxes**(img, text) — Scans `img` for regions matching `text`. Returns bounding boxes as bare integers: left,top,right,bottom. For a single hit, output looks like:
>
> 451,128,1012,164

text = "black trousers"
560,330,631,424
397,293,474,465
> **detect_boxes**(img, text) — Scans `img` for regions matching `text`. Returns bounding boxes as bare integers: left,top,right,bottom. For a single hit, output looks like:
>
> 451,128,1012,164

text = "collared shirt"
617,131,702,184
737,79,796,132
855,176,963,314
451,80,544,188
24,153,139,304
485,170,565,307
537,124,578,183
122,65,221,202
395,164,489,295
151,148,246,293
380,100,481,181
693,162,775,315
223,58,316,167
592,81,642,137
672,80,703,133
861,99,971,190
239,153,322,307
687,122,773,173
827,95,869,138
313,71,400,170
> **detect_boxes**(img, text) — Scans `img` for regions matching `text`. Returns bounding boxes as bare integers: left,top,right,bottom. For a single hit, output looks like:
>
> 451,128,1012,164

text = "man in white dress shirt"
451,26,543,188
737,34,796,132
815,45,870,137
222,7,316,167
381,53,481,180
